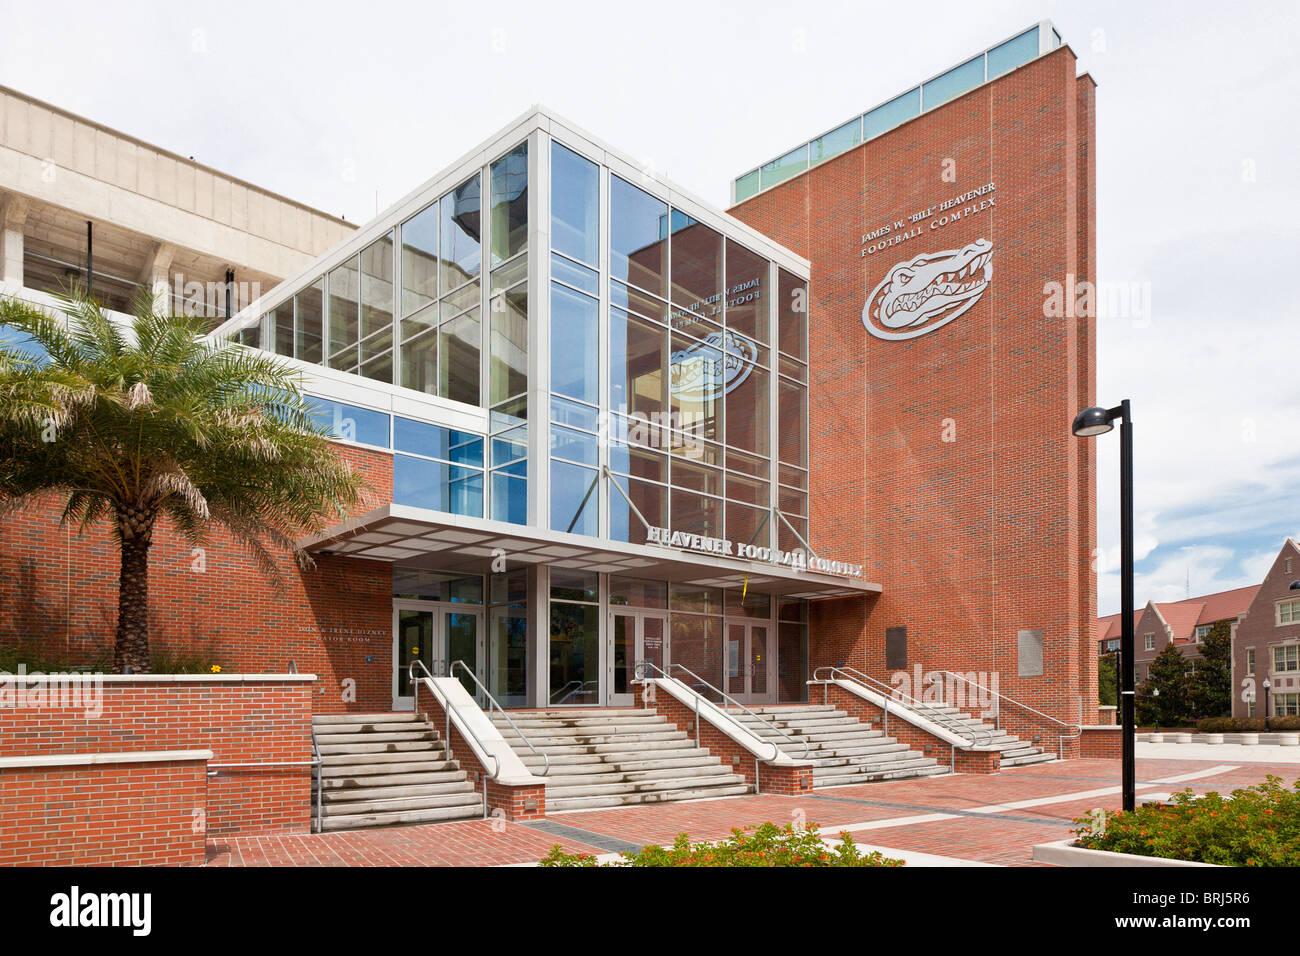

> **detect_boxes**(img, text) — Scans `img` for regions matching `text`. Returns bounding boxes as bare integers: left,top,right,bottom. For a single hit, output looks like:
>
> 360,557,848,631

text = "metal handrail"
409,659,501,816
449,660,550,777
811,665,994,748
288,660,323,833
633,660,810,763
933,669,1083,759
552,679,599,706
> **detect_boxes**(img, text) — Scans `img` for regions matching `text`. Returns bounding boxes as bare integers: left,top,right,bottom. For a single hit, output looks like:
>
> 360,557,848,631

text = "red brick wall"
730,47,1098,725
0,756,208,866
1232,540,1300,718
0,442,395,714
0,677,312,834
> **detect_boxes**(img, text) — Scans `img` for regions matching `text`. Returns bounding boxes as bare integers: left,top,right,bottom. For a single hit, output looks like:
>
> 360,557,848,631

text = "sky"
1,0,1296,615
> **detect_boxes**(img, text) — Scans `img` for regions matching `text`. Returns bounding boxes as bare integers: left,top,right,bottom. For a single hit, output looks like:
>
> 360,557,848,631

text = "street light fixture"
1263,679,1272,733
1073,400,1137,811
1152,687,1161,736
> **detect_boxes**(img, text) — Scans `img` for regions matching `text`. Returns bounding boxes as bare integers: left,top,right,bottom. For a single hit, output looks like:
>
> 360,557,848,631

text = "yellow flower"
210,664,222,673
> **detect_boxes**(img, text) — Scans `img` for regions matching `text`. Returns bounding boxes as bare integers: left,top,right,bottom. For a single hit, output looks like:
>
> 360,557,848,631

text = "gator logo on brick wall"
862,238,992,340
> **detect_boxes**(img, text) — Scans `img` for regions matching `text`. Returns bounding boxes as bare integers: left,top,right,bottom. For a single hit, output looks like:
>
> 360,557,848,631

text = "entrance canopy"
300,504,879,600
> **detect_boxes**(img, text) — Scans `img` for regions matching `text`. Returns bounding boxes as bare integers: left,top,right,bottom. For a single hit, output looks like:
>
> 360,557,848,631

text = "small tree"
1188,621,1233,719
1098,653,1118,707
1137,643,1192,727
0,292,367,672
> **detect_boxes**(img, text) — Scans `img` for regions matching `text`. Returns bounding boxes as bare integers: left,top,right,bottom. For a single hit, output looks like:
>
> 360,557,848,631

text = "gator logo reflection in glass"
668,329,757,399
863,238,992,340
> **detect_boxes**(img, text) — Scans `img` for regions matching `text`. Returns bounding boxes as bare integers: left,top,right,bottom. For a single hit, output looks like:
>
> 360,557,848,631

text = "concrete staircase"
312,713,482,831
923,705,1056,767
730,704,951,787
491,709,751,811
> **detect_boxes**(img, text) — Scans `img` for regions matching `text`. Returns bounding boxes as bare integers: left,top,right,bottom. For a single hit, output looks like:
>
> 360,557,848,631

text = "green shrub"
1197,716,1300,732
1073,776,1300,866
539,822,905,868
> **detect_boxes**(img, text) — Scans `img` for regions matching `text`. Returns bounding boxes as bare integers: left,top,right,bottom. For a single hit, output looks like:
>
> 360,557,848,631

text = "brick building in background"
729,29,1098,722
1233,538,1300,718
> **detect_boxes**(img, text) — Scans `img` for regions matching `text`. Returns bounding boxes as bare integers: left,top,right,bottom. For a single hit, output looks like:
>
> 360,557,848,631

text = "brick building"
1,22,1098,724
1232,538,1300,719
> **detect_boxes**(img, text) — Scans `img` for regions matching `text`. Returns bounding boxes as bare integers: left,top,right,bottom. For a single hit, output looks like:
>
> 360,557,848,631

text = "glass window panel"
668,305,720,342
810,117,862,165
394,417,483,466
777,269,807,361
305,397,390,448
760,145,808,189
609,440,667,482
294,279,324,364
491,395,527,432
440,307,480,406
610,175,668,297
922,55,985,109
778,463,807,491
550,395,600,432
490,142,528,267
270,304,293,357
668,614,722,700
725,364,768,456
609,474,665,544
670,331,722,445
610,307,667,420
235,323,260,349
401,202,439,316
551,142,599,266
778,484,807,517
491,471,528,525
393,455,483,516
670,488,722,539
726,447,769,480
725,589,771,617
550,283,599,404
489,285,527,404
726,471,769,506
670,585,722,615
777,377,807,467
551,253,599,296
672,458,723,496
441,174,481,291
492,425,528,467
491,253,528,293
779,354,808,384
550,459,599,537
400,319,437,395
441,278,480,318
670,211,723,316
360,323,393,364
611,280,668,324
726,500,768,549
778,514,808,554
733,169,761,203
359,348,392,385
725,241,768,346
988,28,1039,79
863,88,921,141
609,575,668,609
551,570,598,602
328,258,360,370
778,596,808,623
550,423,598,466
360,232,394,340
549,601,599,704
777,621,807,702
393,570,483,603
671,431,722,465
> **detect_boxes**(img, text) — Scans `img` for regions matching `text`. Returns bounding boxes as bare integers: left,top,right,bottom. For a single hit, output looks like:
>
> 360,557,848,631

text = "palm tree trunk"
114,513,153,673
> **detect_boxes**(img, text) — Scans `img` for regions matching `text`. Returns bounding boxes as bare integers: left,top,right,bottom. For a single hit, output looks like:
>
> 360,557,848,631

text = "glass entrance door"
393,600,485,709
489,604,528,708
609,609,668,707
725,620,772,704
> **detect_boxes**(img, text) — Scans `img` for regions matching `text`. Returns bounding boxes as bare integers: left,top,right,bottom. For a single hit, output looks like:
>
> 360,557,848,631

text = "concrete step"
545,770,745,799
313,712,421,726
321,757,458,776
322,772,469,792
316,729,437,745
318,740,445,756
320,803,482,830
321,791,483,815
547,782,751,811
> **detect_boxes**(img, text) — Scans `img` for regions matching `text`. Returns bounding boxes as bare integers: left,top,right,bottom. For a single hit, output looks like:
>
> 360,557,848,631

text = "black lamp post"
1073,400,1136,811
1263,679,1271,733
1152,687,1160,735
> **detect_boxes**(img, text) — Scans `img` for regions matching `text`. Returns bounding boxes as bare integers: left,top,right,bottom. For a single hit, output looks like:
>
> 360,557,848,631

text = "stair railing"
811,665,994,750
552,679,599,706
410,659,500,817
932,670,1082,760
448,660,550,777
633,660,810,764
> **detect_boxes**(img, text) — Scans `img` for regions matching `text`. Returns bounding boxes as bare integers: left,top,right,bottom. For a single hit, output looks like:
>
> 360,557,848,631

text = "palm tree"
0,290,368,673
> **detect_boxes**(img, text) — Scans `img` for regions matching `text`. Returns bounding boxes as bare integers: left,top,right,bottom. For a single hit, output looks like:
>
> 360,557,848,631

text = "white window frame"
1144,633,1154,651
1277,599,1300,626
1272,643,1299,673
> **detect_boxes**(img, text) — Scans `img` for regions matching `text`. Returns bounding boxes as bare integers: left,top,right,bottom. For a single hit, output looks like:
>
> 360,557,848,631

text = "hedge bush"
1197,716,1300,732
540,822,905,867
1073,776,1300,866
